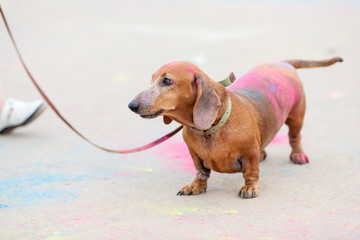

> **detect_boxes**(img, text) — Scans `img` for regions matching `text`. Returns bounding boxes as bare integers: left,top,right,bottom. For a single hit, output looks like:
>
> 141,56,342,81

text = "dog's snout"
128,101,140,112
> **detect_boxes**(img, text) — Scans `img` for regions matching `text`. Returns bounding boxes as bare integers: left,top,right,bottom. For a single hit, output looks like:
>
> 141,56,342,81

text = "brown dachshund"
129,57,342,199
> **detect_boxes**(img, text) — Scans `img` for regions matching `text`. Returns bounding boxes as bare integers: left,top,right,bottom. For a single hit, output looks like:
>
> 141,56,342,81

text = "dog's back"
227,62,303,126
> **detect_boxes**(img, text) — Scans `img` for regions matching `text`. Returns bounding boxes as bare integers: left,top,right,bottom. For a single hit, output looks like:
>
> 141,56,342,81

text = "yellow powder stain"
133,167,153,172
169,211,183,215
221,209,238,214
263,238,274,240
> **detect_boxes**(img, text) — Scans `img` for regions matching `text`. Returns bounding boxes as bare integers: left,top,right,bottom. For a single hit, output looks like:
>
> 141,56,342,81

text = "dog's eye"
163,78,174,86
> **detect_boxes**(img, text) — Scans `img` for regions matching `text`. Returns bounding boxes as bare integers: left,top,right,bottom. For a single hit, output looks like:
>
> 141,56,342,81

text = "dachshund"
129,57,342,198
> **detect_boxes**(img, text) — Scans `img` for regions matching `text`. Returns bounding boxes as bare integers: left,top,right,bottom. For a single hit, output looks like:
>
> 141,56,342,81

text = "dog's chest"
201,144,242,173
184,132,243,173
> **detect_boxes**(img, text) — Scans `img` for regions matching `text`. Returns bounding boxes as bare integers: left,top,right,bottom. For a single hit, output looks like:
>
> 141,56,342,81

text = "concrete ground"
0,0,359,239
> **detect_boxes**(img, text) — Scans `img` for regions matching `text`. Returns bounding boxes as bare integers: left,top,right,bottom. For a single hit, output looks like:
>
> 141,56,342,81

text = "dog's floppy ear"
193,74,221,130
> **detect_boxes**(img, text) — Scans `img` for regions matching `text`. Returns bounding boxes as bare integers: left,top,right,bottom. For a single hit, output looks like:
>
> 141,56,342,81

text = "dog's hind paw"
239,184,259,199
290,152,309,165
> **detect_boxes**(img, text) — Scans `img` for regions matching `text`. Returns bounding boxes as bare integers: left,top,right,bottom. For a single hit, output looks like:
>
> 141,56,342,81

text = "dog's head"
128,61,221,130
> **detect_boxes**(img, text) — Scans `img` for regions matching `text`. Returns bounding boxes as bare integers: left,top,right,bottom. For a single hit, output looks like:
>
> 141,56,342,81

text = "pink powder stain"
270,134,288,145
171,67,175,71
288,228,309,233
156,136,288,174
185,67,195,73
71,215,97,224
223,233,244,238
49,210,108,227
228,63,301,126
160,61,179,69
245,224,256,227
156,141,195,175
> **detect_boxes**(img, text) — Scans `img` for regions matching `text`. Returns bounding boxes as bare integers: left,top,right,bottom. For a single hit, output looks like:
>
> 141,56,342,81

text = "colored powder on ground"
156,141,195,174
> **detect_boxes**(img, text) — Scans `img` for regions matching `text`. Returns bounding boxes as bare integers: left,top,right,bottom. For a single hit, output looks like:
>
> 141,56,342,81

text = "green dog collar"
219,72,236,87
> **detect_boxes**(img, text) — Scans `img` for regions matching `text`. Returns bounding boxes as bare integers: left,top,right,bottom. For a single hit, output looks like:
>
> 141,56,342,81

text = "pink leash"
0,4,183,153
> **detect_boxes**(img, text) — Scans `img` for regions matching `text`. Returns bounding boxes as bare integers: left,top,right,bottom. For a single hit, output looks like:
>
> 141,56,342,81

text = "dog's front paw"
290,152,309,165
239,184,259,199
177,180,207,196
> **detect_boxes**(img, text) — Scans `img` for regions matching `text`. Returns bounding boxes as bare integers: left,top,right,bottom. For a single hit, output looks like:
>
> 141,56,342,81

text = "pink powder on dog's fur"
160,62,180,69
185,67,195,73
228,63,301,126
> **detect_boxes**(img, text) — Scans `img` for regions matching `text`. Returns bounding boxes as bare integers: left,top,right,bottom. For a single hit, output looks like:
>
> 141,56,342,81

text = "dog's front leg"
177,147,210,196
239,152,260,199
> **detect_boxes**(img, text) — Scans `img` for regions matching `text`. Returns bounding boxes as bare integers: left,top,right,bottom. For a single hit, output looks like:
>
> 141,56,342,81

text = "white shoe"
0,98,46,133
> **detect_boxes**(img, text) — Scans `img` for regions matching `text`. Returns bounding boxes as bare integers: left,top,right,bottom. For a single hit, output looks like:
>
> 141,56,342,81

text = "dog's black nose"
128,101,140,112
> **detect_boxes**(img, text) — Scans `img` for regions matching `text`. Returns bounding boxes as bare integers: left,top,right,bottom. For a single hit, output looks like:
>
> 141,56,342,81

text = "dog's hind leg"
285,97,309,164
177,147,210,196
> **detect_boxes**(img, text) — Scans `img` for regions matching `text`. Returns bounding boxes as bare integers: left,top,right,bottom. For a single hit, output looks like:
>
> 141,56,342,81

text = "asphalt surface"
0,0,359,239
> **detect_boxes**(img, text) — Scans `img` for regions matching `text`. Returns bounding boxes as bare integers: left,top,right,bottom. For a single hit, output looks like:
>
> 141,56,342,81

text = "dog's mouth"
140,109,164,119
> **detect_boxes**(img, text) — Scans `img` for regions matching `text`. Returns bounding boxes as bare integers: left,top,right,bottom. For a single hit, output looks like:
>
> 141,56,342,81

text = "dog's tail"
285,57,343,69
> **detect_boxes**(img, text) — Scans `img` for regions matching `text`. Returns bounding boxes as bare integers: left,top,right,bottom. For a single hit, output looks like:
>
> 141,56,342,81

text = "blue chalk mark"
268,85,277,93
0,173,84,207
280,169,290,173
236,90,265,100
0,204,9,208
